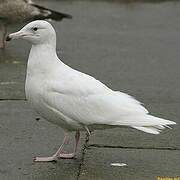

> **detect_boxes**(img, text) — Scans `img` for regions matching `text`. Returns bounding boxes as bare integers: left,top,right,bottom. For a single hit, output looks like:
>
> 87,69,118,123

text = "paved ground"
0,0,180,180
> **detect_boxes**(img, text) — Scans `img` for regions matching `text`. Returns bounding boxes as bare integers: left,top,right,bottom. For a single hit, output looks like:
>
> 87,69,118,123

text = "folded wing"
43,70,176,134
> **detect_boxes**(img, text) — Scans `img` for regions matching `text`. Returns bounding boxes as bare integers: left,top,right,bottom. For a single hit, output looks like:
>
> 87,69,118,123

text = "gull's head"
6,20,56,46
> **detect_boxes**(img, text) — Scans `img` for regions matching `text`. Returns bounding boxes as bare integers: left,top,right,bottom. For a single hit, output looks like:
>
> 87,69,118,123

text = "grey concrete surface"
0,0,180,179
0,101,84,180
0,52,26,99
79,147,180,180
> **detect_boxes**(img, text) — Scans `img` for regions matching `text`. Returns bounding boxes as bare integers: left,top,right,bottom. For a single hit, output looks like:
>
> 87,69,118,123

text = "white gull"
6,20,176,162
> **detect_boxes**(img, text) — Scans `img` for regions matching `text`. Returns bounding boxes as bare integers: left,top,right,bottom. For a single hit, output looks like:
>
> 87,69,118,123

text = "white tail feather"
132,126,161,134
112,115,176,127
129,116,176,134
132,121,176,135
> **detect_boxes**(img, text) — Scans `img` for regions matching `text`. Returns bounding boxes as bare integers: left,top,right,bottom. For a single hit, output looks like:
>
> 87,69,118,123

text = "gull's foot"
58,153,76,159
33,156,58,162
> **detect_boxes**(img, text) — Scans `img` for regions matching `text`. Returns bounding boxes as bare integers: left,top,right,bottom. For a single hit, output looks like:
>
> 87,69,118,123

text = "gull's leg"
0,24,7,49
84,126,91,136
58,130,80,159
84,126,91,141
34,133,69,162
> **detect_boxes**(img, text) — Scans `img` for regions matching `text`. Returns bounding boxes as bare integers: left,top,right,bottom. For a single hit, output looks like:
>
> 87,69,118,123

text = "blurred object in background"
0,0,72,49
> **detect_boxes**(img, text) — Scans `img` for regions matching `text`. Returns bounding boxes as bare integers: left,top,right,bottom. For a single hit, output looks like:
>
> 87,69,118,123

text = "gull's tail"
131,115,176,134
31,3,72,21
111,115,176,135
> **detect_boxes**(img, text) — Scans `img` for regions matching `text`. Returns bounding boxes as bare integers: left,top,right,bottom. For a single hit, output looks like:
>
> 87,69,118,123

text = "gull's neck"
27,43,62,75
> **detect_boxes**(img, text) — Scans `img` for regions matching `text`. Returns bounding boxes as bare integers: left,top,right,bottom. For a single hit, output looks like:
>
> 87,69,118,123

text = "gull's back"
0,0,72,24
0,0,37,23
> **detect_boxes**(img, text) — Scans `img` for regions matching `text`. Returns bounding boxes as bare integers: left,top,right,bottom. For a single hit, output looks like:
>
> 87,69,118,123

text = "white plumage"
7,20,176,162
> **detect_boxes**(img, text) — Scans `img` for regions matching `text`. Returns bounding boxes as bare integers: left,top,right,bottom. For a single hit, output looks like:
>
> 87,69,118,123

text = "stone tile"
79,147,180,180
0,101,84,180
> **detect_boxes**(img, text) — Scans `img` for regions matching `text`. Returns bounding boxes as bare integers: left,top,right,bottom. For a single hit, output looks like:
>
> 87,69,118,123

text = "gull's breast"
25,76,82,131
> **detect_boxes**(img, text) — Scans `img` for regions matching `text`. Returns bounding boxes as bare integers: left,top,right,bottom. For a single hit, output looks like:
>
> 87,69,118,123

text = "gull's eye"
33,27,38,31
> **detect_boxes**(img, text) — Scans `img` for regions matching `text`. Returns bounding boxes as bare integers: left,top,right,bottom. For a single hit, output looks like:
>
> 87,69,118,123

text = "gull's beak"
6,30,29,41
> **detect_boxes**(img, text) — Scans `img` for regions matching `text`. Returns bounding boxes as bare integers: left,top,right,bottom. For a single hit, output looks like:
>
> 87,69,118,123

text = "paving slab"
79,147,180,180
0,51,26,100
0,101,85,180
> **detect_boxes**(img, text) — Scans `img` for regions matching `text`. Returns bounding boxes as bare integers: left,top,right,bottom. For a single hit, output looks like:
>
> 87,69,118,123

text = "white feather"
132,127,160,134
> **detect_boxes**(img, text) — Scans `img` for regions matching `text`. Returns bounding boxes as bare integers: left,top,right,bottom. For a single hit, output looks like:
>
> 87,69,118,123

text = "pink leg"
34,131,80,162
58,131,80,159
34,133,69,162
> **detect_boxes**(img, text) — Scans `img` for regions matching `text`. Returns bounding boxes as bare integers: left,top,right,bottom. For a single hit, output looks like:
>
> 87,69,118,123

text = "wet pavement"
0,0,180,179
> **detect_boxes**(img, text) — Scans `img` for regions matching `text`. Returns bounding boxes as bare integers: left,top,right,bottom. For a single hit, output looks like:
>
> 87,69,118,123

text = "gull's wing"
44,89,149,126
38,63,175,134
43,65,175,134
42,69,175,130
30,3,72,20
